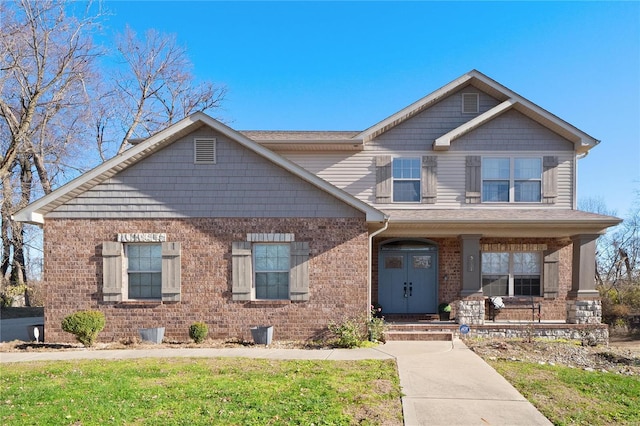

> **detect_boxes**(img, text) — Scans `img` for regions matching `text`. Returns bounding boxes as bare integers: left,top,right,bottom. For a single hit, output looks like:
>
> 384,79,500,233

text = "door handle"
409,282,413,297
403,283,408,298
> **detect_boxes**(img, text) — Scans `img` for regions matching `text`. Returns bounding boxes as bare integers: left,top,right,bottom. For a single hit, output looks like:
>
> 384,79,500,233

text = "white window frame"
125,243,162,301
481,252,542,297
253,243,291,300
482,156,542,203
392,157,421,203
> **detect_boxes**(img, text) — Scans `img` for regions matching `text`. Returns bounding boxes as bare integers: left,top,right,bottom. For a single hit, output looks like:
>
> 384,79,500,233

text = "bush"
61,310,105,347
189,321,208,343
328,316,368,348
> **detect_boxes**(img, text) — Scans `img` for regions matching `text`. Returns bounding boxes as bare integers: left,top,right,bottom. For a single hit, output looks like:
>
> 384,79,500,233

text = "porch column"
460,234,482,297
567,234,602,324
458,234,484,325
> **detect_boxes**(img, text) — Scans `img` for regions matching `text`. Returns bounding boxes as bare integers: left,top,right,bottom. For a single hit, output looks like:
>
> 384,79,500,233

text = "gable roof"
356,70,599,154
13,112,386,224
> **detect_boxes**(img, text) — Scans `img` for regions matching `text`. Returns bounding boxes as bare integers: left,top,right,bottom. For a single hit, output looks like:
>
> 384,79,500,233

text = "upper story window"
482,157,542,203
392,158,421,202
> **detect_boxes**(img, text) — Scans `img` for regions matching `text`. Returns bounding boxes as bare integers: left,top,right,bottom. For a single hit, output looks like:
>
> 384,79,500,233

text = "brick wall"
43,217,369,343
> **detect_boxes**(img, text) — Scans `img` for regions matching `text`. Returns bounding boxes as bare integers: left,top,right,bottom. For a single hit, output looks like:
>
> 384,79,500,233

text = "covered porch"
370,208,621,330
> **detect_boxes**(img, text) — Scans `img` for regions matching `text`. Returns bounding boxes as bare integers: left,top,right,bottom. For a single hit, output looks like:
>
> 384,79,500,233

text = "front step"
384,330,453,341
384,323,455,341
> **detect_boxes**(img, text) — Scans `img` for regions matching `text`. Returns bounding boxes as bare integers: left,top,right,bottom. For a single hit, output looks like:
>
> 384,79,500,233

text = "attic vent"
462,93,479,114
194,138,216,164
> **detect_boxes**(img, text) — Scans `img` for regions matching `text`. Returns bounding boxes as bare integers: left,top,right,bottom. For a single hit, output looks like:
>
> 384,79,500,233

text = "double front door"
379,248,437,314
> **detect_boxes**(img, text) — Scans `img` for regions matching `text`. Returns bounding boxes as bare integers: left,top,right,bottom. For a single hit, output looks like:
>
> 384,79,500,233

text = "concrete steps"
384,323,455,341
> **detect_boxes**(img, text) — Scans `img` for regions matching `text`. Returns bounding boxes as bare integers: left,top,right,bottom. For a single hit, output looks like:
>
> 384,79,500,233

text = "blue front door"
379,247,438,314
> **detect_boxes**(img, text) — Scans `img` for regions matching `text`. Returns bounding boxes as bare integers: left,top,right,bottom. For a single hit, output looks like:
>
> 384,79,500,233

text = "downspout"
368,216,389,319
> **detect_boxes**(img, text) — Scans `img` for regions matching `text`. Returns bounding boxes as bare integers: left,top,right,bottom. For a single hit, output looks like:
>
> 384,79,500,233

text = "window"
102,238,181,303
482,252,541,297
232,238,310,302
482,157,542,203
392,158,421,202
126,244,162,300
254,244,290,300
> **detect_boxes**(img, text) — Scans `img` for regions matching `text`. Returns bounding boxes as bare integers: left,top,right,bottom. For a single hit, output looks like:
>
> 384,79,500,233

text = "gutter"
368,217,389,319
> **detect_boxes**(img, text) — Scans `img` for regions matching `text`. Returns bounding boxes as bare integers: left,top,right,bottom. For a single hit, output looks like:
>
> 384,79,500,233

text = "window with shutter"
231,237,310,302
101,238,181,302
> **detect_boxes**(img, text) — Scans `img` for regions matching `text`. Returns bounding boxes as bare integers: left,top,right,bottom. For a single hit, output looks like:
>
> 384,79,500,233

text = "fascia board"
469,71,600,151
356,74,474,141
12,115,203,225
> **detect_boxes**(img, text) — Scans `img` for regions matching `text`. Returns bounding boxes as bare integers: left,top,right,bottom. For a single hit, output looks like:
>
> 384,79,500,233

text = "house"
14,70,621,343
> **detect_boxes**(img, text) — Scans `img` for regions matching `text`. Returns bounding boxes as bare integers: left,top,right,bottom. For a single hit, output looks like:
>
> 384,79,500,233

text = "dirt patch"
467,336,640,376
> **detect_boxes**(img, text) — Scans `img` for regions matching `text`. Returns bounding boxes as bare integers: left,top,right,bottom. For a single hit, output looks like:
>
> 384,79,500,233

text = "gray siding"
366,85,501,151
48,128,363,219
451,109,575,151
282,97,577,209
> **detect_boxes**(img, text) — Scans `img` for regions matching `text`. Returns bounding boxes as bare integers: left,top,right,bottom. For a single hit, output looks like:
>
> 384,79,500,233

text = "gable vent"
194,138,216,164
462,93,479,114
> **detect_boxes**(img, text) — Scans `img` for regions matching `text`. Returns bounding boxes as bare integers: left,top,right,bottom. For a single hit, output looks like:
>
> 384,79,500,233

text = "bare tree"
0,1,226,289
112,27,226,155
580,197,640,301
0,0,102,286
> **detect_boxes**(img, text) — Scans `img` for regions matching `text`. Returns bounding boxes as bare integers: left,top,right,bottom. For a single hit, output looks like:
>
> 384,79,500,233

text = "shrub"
328,316,368,348
189,321,209,343
61,310,105,347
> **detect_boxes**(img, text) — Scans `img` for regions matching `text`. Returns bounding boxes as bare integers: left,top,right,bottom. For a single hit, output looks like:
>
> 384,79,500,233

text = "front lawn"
0,358,403,425
488,360,640,425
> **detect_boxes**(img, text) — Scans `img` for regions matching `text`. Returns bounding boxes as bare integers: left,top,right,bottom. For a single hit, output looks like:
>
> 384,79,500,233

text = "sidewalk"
1,335,550,425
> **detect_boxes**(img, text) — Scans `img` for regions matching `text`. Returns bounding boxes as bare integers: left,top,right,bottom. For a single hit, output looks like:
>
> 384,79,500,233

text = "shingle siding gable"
48,128,363,219
451,109,575,151
365,86,501,151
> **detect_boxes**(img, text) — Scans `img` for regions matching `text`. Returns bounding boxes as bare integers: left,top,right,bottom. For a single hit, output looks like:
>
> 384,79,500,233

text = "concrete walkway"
0,332,551,426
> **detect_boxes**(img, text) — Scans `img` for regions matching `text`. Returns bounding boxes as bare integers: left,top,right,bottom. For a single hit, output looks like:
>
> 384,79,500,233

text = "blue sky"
100,1,639,216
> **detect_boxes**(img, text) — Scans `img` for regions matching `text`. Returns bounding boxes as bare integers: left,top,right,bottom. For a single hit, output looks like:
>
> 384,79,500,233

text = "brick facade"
44,217,369,343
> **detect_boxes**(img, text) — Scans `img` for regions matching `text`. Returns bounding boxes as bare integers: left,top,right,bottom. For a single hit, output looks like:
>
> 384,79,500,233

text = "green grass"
0,358,402,425
488,360,640,425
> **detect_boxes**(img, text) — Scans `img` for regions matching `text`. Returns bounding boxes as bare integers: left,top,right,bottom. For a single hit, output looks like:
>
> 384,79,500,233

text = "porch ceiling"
374,209,622,238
